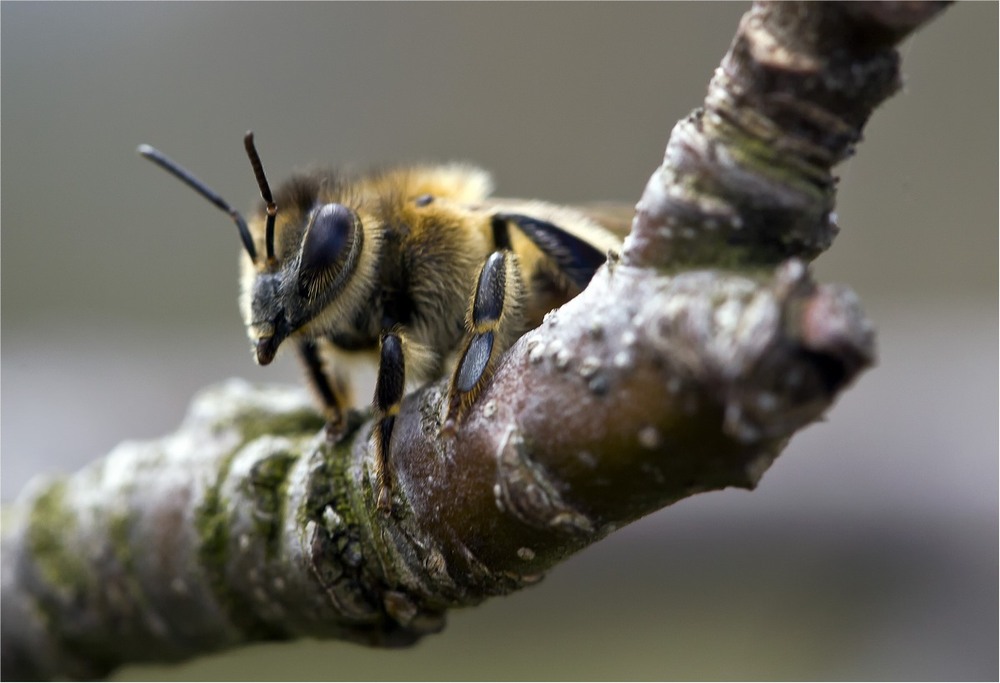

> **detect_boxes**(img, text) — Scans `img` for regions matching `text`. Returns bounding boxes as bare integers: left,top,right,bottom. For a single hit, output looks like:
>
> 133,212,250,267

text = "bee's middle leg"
443,250,524,433
372,332,405,512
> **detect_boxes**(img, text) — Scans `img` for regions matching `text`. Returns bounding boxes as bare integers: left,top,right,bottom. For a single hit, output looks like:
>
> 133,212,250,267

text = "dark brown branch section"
388,259,875,583
1,2,946,679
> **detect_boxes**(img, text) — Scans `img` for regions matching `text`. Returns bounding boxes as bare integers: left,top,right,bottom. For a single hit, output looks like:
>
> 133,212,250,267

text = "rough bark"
1,2,948,679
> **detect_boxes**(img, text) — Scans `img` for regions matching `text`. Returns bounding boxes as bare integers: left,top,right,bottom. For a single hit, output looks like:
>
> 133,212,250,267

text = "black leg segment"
296,339,351,439
372,331,406,511
375,333,405,414
472,252,508,325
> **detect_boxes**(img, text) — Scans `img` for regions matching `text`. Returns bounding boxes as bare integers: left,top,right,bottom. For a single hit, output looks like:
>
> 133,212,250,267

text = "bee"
138,133,627,510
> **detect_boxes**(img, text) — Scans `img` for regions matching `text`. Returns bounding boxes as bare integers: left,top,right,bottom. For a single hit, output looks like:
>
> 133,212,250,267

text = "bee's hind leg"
372,332,406,512
442,250,524,434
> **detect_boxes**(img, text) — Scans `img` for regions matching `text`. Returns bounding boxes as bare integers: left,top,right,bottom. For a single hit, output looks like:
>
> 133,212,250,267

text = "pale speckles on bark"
637,425,663,450
578,356,601,380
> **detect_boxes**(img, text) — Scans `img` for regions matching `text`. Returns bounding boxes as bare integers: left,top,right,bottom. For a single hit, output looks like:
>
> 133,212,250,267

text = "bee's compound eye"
299,203,357,289
413,194,434,207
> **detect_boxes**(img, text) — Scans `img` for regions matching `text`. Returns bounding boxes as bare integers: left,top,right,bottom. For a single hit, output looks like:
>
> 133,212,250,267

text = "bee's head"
138,132,368,366
247,201,364,365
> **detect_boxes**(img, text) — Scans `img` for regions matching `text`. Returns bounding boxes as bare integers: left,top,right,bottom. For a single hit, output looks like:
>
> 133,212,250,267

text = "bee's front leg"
372,332,405,512
442,250,524,434
296,339,352,441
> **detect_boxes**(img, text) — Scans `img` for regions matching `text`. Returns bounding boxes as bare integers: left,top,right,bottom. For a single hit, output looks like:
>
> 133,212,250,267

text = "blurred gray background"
2,3,996,680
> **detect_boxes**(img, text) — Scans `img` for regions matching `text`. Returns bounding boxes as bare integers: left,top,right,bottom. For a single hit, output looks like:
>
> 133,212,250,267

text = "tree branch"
1,2,948,679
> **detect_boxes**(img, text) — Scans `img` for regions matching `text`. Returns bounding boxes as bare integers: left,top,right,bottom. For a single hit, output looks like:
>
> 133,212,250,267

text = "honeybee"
138,133,628,510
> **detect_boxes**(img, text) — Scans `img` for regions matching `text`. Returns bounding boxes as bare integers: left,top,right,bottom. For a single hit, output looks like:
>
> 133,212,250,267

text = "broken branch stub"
625,1,949,269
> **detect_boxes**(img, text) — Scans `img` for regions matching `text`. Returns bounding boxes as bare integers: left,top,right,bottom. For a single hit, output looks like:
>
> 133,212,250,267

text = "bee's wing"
485,199,634,289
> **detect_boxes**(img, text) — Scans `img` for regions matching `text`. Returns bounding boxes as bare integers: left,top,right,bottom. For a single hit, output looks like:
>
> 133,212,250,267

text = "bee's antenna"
243,131,277,268
137,144,258,263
